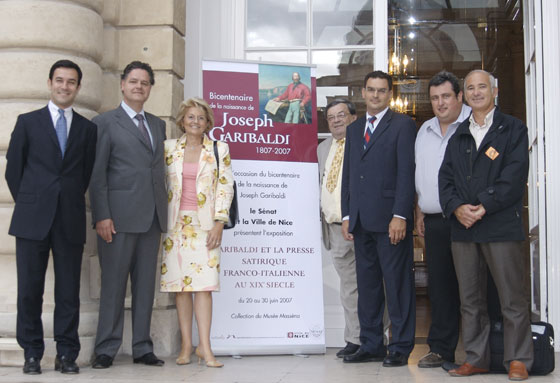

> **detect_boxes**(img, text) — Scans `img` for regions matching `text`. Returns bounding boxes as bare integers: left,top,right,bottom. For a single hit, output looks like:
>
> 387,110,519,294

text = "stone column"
0,0,104,366
0,0,185,366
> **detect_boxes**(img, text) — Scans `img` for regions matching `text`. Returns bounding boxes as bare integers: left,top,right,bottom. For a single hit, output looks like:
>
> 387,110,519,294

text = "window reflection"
388,0,524,125
312,0,373,47
312,49,373,134
246,0,308,47
246,51,308,64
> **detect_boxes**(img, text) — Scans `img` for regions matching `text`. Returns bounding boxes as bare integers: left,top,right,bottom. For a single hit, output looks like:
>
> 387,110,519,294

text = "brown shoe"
448,362,489,377
509,360,529,381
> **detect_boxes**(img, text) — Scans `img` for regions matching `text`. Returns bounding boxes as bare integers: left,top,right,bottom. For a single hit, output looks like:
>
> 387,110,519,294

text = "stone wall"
0,0,185,366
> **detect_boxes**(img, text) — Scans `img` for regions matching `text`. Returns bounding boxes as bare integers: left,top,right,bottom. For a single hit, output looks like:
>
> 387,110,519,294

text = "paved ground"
0,345,558,383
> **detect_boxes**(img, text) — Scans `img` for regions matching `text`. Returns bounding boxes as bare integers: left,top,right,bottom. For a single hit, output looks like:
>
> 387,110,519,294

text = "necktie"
55,108,68,157
326,138,345,193
135,114,152,149
363,115,376,149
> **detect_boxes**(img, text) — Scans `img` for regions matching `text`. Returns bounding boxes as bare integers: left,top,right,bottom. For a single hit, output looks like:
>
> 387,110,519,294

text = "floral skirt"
160,210,220,292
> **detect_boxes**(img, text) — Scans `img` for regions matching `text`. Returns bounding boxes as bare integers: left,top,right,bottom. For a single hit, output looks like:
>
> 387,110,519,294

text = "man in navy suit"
5,60,97,375
341,71,416,367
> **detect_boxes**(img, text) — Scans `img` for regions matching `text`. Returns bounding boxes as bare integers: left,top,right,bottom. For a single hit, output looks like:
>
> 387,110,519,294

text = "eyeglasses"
326,112,348,122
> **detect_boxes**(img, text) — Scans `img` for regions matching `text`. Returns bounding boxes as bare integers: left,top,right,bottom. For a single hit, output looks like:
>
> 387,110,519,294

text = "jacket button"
466,148,471,153
360,175,364,179
466,176,471,181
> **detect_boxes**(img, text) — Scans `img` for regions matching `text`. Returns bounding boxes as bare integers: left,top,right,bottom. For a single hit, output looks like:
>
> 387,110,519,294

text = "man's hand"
96,218,116,243
473,204,486,220
388,217,406,245
454,204,482,229
342,220,353,241
207,221,224,250
415,207,425,237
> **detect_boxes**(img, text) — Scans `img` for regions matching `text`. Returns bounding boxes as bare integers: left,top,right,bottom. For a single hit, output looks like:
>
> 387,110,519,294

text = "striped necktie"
364,115,376,149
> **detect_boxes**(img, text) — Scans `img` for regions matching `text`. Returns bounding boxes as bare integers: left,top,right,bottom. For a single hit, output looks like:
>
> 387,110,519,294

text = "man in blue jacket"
439,69,533,381
341,71,416,367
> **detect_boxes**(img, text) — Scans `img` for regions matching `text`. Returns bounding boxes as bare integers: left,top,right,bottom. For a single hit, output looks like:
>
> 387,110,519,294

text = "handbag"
213,141,238,229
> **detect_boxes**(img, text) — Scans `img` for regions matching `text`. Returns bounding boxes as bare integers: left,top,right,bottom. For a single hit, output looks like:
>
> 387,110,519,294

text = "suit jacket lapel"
145,113,160,153
65,110,81,154
115,106,153,152
318,136,333,184
40,107,61,151
172,135,186,193
198,135,213,180
362,110,392,157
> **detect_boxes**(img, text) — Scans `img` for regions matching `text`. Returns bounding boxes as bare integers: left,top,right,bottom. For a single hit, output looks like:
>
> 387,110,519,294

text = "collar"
366,107,389,123
121,100,145,120
427,104,472,136
48,100,72,115
469,106,496,129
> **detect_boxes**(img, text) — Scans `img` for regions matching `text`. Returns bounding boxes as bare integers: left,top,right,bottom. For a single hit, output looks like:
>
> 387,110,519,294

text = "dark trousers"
16,211,84,361
353,218,416,355
423,214,460,362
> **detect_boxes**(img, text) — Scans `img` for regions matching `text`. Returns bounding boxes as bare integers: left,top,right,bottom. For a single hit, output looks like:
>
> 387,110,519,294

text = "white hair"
464,69,497,91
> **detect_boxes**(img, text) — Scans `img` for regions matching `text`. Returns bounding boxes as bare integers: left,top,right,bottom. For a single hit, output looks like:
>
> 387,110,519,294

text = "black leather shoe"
133,352,165,366
343,348,386,363
336,342,360,358
92,354,113,369
55,355,79,374
383,351,408,367
23,357,41,375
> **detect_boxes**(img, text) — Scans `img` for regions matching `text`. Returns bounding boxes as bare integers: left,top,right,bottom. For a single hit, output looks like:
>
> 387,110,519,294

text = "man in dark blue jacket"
5,60,97,375
341,71,416,367
439,69,533,381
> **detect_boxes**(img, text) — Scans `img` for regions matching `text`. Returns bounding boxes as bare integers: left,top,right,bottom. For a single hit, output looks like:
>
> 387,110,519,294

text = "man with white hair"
439,69,533,381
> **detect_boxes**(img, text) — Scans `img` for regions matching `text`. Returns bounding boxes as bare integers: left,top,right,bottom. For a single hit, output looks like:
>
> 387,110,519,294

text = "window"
245,0,379,135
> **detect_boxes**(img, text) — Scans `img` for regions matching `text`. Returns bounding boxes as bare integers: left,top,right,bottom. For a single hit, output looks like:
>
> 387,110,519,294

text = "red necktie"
364,116,376,149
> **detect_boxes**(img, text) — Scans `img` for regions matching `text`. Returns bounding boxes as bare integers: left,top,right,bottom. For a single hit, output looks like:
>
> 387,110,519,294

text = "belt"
330,222,342,226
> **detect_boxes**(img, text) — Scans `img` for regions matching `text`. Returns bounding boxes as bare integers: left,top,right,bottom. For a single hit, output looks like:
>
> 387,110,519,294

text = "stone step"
0,307,179,367
0,336,94,367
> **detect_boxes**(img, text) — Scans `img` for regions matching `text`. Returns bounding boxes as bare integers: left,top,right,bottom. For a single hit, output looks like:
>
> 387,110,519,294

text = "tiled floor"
2,297,554,382
0,346,558,383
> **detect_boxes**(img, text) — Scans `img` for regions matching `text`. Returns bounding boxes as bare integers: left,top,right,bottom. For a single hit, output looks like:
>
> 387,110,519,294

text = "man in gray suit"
89,61,167,368
318,99,360,357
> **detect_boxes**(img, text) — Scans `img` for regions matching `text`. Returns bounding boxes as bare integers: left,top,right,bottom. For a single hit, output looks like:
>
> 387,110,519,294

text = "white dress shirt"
469,107,495,150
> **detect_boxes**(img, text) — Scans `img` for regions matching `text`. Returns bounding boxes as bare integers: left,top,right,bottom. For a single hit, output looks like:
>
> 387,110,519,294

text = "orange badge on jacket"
485,146,500,160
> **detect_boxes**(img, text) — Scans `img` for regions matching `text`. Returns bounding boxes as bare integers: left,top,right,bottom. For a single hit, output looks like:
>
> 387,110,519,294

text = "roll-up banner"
202,59,325,355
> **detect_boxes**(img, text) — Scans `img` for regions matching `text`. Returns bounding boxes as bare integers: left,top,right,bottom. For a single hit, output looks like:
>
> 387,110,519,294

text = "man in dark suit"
5,60,97,375
341,71,416,367
89,61,167,368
